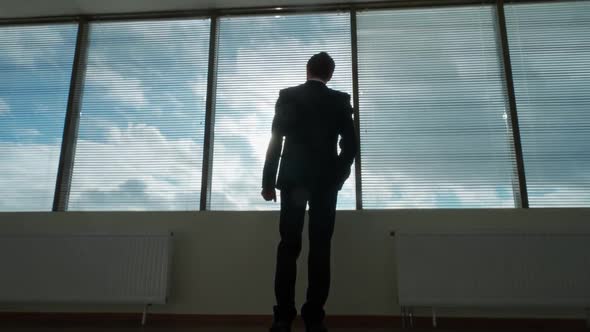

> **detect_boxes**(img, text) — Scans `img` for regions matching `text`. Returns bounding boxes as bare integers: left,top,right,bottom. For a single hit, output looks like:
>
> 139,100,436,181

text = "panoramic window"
68,19,211,211
211,13,355,211
506,1,590,207
0,24,78,211
357,6,519,208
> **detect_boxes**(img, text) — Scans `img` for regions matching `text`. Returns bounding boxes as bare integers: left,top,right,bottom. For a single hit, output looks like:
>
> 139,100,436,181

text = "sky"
0,24,76,211
67,19,211,211
506,2,590,207
0,2,588,211
357,6,519,208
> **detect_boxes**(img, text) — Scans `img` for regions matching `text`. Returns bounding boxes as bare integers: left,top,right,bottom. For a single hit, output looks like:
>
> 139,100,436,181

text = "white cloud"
19,129,41,137
0,99,9,115
79,20,211,111
0,25,71,67
67,123,202,211
0,142,61,211
190,81,208,103
528,185,590,208
361,167,516,209
85,66,147,107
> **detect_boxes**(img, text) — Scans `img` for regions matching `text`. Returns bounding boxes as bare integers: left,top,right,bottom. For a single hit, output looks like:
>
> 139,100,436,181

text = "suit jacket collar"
305,79,327,88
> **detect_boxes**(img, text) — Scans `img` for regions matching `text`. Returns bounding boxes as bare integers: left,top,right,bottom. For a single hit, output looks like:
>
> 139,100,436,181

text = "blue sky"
0,2,588,211
67,19,210,211
0,24,76,211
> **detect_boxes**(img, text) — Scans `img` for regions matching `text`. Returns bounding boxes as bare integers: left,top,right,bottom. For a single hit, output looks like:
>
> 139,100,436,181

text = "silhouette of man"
262,52,358,332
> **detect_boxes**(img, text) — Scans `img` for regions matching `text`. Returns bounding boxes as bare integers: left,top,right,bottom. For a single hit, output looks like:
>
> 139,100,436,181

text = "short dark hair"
307,52,335,81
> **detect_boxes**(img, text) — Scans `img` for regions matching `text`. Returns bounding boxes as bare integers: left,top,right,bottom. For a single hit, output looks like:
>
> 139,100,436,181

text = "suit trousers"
273,186,338,325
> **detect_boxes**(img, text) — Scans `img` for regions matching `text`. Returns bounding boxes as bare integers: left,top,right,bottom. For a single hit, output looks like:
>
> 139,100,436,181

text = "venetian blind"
506,1,590,207
0,24,78,211
357,6,519,208
211,13,355,211
68,19,211,211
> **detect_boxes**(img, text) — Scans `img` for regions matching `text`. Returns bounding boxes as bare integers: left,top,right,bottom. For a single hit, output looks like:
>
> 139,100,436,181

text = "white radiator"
0,233,173,304
394,232,590,307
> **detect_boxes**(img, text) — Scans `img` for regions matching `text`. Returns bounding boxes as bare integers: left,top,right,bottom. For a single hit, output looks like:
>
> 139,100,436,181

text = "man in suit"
261,52,358,332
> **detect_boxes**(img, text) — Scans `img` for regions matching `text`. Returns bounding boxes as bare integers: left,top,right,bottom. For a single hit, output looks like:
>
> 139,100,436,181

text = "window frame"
3,0,575,211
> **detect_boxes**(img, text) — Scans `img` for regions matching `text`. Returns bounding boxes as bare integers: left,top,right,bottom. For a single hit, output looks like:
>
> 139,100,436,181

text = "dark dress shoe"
270,320,291,332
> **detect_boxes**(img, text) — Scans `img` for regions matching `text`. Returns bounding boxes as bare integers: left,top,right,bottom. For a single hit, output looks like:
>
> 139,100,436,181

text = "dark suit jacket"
262,80,358,191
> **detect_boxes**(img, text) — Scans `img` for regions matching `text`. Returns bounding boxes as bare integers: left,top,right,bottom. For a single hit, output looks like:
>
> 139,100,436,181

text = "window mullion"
53,19,90,212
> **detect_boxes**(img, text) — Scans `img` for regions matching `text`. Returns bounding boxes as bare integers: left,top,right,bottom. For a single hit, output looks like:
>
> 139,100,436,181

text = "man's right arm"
262,90,288,193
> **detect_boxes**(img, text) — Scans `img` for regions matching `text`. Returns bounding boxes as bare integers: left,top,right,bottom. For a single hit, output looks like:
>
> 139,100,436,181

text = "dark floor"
1,318,588,332
0,328,394,332
0,326,587,332
0,328,562,332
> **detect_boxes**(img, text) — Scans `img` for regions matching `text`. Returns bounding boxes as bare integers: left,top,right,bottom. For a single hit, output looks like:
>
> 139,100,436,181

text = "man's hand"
261,188,277,202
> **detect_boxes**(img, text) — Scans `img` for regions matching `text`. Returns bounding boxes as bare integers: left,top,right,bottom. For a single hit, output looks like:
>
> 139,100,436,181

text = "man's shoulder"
327,88,351,101
279,84,306,97
281,84,350,97
327,89,353,116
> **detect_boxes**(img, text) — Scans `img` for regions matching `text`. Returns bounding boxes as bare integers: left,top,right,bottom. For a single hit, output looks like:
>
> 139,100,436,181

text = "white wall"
0,209,589,318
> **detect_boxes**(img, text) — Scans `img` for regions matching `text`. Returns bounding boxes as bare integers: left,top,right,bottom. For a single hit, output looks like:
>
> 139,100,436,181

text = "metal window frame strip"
350,9,364,210
1,0,504,25
53,20,90,212
200,16,220,211
0,0,561,26
495,0,529,208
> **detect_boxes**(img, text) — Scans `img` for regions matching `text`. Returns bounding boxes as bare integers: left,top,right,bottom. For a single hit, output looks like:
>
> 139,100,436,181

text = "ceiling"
0,0,390,19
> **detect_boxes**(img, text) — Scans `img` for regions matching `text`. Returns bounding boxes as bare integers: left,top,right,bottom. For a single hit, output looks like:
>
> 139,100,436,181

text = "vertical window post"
53,19,89,212
495,0,529,208
351,9,363,210
200,16,219,211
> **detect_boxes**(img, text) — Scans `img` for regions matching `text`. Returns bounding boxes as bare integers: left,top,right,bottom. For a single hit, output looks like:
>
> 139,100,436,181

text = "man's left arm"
336,94,358,188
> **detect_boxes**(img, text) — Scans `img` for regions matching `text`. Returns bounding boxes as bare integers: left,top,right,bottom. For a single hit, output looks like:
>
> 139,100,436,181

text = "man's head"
307,52,335,83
